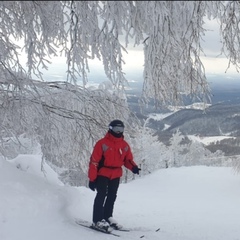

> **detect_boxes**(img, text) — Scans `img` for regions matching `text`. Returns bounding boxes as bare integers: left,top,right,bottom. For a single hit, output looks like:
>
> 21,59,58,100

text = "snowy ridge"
187,135,236,145
1,155,240,240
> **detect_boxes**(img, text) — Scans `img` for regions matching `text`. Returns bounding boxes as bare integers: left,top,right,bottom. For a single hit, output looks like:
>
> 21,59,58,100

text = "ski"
90,225,121,237
109,224,131,232
75,219,160,238
75,220,121,237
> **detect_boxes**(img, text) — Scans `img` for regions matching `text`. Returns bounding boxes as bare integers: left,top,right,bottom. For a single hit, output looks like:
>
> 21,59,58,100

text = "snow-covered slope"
1,154,240,240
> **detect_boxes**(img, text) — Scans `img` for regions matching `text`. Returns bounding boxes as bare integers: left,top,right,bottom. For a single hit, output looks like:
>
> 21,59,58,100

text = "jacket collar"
105,132,124,142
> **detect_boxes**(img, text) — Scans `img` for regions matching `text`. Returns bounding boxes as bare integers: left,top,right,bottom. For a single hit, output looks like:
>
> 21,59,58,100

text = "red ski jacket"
88,132,137,181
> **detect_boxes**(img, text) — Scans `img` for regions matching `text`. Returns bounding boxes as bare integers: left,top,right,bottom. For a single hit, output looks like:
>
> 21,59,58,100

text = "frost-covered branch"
1,1,239,105
218,1,240,72
2,1,240,182
0,77,137,176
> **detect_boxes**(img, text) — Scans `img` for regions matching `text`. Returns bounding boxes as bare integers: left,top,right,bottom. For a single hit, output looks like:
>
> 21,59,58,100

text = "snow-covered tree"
167,129,184,167
2,1,240,176
0,78,139,181
1,1,240,104
133,126,167,174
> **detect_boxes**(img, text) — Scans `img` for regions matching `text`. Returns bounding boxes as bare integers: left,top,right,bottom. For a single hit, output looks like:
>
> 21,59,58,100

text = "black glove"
89,181,96,191
132,166,141,175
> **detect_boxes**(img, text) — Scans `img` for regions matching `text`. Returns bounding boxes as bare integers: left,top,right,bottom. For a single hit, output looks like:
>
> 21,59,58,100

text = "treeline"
206,137,240,156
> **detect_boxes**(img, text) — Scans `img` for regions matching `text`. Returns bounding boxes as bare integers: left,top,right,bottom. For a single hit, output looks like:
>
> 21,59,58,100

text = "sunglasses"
109,126,124,133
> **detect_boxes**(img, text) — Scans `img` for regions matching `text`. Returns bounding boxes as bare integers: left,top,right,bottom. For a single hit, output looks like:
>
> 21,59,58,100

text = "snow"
168,102,211,111
1,154,240,240
147,112,174,121
188,135,236,145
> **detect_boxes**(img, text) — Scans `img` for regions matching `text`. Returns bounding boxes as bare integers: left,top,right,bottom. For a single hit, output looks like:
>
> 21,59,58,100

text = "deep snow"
1,154,240,240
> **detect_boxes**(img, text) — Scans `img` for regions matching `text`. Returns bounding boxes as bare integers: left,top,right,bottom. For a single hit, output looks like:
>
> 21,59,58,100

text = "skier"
88,119,141,232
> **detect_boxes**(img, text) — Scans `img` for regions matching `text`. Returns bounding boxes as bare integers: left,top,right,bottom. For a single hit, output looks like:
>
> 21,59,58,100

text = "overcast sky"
27,17,240,87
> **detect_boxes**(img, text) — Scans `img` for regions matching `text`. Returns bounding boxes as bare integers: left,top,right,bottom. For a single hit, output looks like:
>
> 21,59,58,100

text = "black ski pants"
92,175,120,223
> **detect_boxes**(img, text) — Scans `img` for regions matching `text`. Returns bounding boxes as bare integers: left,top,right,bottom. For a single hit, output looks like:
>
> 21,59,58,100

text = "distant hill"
126,90,240,156
158,101,240,137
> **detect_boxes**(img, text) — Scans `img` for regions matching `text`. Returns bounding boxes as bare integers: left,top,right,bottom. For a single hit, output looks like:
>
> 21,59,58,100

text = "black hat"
109,119,124,128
